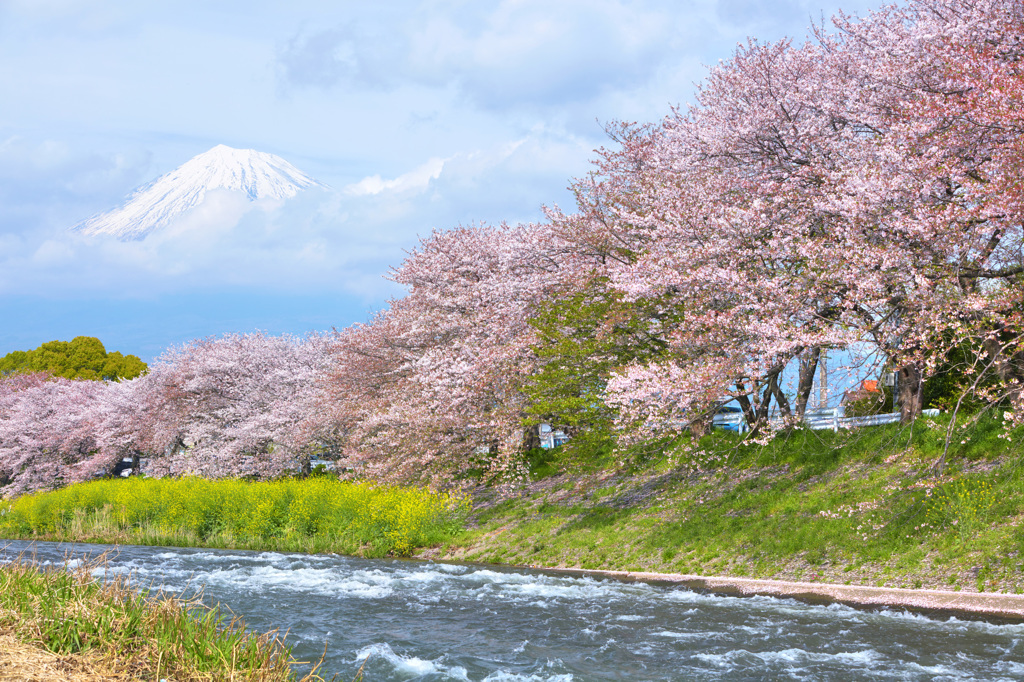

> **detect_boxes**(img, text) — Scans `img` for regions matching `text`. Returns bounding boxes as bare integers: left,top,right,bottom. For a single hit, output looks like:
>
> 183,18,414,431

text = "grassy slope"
3,416,1021,596
428,414,1024,594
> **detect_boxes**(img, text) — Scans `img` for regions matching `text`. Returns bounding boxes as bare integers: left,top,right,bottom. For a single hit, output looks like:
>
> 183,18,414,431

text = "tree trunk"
737,378,774,436
523,424,542,450
689,415,711,438
795,347,821,418
898,362,924,423
768,371,792,419
735,382,755,428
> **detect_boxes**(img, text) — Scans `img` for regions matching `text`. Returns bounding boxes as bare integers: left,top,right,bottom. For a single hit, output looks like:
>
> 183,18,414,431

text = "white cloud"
278,0,675,110
0,137,151,200
30,239,75,266
346,157,446,196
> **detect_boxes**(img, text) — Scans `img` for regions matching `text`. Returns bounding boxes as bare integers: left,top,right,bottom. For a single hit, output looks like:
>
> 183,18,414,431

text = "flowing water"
2,540,1023,681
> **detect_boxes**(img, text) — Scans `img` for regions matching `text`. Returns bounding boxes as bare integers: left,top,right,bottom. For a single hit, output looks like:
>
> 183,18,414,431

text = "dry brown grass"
0,633,135,681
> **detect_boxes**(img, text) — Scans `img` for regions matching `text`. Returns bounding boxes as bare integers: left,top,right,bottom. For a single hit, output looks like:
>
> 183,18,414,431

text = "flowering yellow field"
0,477,470,557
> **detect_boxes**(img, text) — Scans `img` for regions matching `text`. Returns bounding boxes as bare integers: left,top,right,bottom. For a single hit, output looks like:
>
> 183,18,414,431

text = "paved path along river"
2,540,1023,680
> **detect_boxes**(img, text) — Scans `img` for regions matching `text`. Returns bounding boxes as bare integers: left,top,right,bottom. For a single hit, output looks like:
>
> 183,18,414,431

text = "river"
1,540,1022,680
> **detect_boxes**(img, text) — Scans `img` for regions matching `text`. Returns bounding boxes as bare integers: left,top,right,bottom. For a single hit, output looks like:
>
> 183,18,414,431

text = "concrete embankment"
534,566,1024,621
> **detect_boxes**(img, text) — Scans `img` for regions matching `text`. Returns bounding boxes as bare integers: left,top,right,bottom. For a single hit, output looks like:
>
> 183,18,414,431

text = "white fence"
712,408,940,433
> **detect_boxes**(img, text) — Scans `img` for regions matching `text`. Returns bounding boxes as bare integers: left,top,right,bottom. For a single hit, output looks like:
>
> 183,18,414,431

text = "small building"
842,379,883,405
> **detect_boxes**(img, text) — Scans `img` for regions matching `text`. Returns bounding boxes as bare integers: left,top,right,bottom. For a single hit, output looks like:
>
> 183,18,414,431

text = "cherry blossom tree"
0,332,338,495
326,222,568,484
817,0,1024,420
554,0,1023,441
556,40,868,437
138,331,334,479
0,373,132,496
323,0,1022,471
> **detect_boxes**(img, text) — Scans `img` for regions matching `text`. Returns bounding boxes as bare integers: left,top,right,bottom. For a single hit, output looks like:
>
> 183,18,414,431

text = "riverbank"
426,420,1024,603
0,557,321,681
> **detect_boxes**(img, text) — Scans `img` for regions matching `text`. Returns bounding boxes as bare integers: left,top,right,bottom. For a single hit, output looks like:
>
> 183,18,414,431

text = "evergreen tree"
0,337,147,381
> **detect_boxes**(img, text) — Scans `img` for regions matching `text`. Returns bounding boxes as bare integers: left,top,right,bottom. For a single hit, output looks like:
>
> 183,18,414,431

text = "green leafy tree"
524,280,680,459
0,337,146,381
921,336,1012,415
102,351,148,382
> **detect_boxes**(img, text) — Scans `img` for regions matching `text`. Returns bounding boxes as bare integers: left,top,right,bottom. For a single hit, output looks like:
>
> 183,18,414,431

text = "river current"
1,540,1022,680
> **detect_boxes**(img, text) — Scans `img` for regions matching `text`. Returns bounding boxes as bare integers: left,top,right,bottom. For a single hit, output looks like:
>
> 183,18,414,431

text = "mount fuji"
72,145,328,240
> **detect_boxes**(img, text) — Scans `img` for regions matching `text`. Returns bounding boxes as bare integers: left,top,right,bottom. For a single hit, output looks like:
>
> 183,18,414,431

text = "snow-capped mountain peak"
72,145,328,240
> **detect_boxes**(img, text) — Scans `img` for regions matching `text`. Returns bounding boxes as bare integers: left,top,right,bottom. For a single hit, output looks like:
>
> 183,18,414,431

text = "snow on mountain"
72,144,328,240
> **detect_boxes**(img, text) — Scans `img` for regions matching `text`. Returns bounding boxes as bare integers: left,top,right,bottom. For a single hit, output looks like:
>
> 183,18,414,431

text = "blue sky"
0,0,879,361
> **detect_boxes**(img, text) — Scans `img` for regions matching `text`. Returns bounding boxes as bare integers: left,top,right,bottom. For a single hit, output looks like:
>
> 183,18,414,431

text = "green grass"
0,556,319,681
0,477,470,558
439,414,1024,592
